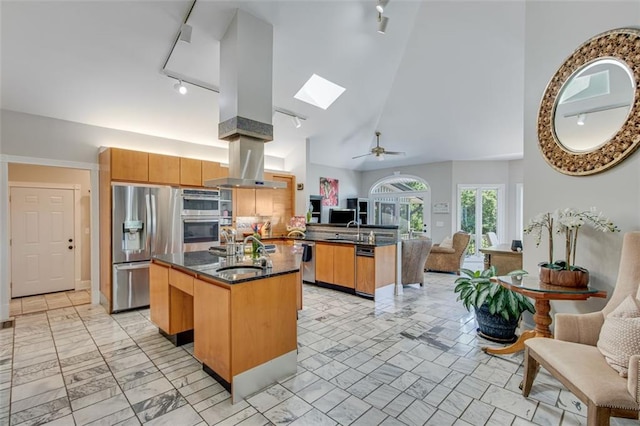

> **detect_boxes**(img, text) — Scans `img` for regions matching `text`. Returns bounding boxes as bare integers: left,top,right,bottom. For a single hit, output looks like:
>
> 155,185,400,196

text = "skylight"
294,74,345,110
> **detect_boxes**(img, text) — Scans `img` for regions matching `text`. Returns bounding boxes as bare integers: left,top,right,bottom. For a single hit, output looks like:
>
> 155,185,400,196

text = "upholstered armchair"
522,231,640,426
425,231,470,274
401,237,433,286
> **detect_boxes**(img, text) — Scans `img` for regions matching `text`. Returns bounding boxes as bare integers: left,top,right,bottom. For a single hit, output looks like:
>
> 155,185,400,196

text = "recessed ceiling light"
294,74,346,110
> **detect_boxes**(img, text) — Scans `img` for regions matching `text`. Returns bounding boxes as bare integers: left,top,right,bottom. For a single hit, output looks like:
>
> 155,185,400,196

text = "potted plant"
524,207,619,287
454,266,535,343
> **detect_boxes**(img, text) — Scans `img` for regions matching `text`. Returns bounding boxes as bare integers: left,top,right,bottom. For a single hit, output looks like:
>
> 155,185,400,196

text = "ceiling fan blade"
352,152,373,159
384,151,406,156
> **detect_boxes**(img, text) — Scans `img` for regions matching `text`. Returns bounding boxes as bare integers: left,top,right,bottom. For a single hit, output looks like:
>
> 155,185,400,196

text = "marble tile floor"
1,273,637,426
9,290,91,317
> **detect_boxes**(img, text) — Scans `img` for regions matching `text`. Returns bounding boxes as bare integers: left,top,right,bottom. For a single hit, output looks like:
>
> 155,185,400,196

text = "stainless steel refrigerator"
112,184,181,312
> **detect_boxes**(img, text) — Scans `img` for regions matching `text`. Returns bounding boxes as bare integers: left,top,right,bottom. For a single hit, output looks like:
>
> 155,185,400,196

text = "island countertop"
153,243,301,284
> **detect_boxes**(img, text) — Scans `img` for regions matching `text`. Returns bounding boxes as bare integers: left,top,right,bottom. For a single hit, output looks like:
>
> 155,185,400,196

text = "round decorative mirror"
538,28,640,175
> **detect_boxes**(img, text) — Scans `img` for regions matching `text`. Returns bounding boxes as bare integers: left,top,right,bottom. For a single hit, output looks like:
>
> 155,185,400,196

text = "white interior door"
10,187,75,297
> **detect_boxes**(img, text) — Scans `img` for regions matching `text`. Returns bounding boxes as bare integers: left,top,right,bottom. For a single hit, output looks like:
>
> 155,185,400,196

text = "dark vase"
474,304,519,343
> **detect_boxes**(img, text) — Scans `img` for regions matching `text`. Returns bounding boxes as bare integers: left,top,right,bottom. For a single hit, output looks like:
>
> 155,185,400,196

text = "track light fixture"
179,23,192,43
174,80,187,95
292,116,302,129
376,0,389,14
377,13,389,34
577,113,586,126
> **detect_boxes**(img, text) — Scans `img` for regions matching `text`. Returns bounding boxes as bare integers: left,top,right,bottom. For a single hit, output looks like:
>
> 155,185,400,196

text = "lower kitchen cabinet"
355,245,397,296
315,243,355,289
149,262,194,336
356,255,375,295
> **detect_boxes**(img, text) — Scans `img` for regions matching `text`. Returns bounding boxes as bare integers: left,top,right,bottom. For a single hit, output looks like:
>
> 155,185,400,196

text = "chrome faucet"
242,235,272,268
346,220,361,241
242,234,267,257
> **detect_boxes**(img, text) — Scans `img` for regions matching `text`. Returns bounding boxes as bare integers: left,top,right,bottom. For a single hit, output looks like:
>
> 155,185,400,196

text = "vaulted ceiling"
1,1,525,171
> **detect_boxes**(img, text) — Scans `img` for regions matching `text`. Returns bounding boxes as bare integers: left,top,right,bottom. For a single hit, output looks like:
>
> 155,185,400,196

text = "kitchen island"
150,244,301,403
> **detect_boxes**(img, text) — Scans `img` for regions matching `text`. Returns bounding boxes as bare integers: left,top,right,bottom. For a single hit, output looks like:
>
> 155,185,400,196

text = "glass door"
458,185,504,258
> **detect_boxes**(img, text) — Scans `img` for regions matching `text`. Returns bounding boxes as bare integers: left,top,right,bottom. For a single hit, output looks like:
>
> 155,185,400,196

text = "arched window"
369,174,431,239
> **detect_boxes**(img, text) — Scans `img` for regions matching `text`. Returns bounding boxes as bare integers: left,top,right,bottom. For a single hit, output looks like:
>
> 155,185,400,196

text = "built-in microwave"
182,216,220,252
181,189,220,216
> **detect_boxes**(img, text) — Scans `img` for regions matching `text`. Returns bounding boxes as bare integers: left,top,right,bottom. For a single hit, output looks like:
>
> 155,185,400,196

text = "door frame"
0,155,100,321
9,182,83,295
456,184,506,258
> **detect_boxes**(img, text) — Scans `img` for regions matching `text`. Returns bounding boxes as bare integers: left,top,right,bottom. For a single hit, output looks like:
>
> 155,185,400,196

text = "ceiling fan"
352,131,406,160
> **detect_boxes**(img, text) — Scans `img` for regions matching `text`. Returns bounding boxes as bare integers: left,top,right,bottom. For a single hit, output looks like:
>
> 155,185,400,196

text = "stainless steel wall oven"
181,188,220,216
182,216,220,252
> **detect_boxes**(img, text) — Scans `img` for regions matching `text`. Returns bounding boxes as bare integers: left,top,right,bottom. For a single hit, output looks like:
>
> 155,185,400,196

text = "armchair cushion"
597,295,640,377
526,338,640,411
439,236,454,248
555,311,604,346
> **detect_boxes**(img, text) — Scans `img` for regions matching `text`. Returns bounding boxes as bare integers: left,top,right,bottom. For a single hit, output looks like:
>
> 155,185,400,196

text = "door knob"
68,238,73,243
68,245,74,250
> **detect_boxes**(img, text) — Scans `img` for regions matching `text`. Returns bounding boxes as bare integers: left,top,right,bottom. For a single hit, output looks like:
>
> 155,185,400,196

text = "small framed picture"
433,202,450,214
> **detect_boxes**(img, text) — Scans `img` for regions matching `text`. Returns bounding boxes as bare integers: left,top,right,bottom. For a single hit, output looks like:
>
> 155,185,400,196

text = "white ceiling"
1,0,526,171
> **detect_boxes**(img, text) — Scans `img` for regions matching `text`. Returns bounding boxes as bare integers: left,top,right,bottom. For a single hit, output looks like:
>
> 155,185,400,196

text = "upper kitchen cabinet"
148,153,180,185
180,158,202,187
201,161,228,186
235,188,273,217
109,148,149,182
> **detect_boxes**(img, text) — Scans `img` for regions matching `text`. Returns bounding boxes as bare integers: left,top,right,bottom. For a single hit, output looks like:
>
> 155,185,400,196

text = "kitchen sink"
217,265,264,274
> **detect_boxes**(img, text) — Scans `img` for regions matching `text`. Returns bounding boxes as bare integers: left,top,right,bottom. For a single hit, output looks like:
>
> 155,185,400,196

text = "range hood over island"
204,9,285,190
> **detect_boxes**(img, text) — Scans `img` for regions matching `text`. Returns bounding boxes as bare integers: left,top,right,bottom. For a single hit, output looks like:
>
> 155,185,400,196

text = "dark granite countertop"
153,244,301,285
259,236,396,247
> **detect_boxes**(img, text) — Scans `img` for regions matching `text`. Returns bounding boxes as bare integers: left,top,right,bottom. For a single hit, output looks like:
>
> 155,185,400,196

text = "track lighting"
174,80,187,95
577,113,586,126
377,13,389,34
292,116,302,129
376,0,389,14
179,23,192,43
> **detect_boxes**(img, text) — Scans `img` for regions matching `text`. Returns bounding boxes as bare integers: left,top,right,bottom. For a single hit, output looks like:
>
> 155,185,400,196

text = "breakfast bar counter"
150,244,302,403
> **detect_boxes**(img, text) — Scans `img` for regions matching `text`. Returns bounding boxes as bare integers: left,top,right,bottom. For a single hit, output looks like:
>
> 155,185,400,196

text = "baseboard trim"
77,280,91,291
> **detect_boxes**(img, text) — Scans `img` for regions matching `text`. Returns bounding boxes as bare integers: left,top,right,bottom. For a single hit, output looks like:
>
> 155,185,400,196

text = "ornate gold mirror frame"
538,28,640,176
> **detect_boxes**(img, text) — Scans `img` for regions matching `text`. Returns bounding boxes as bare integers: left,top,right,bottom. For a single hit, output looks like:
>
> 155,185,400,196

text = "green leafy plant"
454,266,534,321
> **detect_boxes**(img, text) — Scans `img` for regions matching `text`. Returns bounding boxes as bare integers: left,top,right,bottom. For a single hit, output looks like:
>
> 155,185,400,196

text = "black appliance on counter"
328,208,356,224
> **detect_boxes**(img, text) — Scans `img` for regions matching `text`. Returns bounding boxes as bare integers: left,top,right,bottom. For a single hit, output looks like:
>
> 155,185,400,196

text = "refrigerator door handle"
151,194,158,253
114,261,151,271
145,193,152,254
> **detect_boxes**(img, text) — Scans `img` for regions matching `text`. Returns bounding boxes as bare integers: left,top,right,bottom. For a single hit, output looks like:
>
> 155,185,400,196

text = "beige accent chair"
401,237,433,286
425,232,470,274
522,231,640,426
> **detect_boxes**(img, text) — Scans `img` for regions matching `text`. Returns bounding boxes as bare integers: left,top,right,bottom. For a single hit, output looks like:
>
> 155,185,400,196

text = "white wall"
1,109,285,170
306,162,362,224
523,1,640,314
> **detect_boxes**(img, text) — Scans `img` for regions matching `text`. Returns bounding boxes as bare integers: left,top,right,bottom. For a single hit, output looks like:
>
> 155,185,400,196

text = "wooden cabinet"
149,262,193,335
356,255,375,295
150,262,170,332
194,278,231,381
355,245,397,296
149,153,180,185
315,243,355,288
180,158,202,186
202,161,228,185
110,148,148,182
235,188,274,216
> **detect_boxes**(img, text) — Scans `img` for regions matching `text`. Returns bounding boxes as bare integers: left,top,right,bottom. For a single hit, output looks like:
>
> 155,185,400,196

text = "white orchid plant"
524,207,619,270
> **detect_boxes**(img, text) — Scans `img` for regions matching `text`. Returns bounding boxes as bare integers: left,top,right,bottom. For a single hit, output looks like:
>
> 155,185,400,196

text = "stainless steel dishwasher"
301,242,316,283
